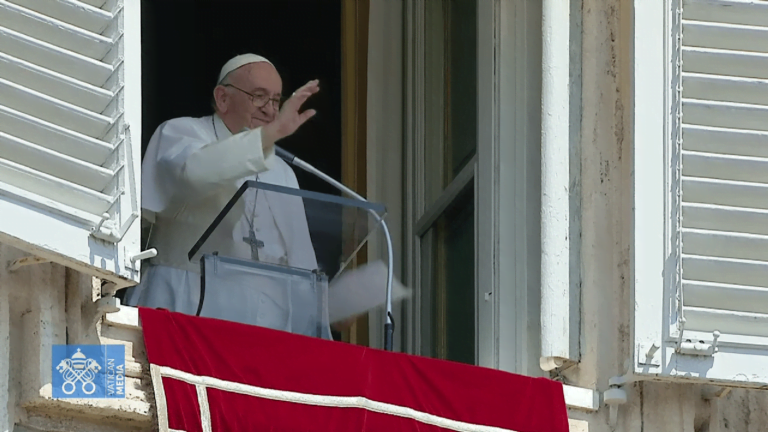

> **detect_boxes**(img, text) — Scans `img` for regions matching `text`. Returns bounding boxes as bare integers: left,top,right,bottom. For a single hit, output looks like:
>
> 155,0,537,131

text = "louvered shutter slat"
683,151,768,183
682,74,768,106
0,52,114,113
683,0,768,27
683,48,768,80
8,0,114,34
0,2,113,60
685,281,768,315
0,132,113,191
683,229,768,262
683,203,768,236
0,78,114,137
0,27,113,86
683,21,768,53
683,100,768,131
0,105,113,165
684,307,768,338
682,125,768,157
683,255,768,288
678,0,768,342
0,158,112,215
682,178,768,210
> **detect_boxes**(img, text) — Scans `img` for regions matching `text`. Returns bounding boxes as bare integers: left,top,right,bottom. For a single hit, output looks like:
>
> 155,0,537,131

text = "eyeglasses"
223,84,282,110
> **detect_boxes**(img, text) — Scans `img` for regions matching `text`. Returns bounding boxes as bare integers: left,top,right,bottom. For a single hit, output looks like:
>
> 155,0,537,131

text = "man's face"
218,62,283,131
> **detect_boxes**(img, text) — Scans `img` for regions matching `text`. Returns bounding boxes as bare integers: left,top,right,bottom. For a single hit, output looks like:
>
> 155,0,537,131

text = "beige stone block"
569,418,590,432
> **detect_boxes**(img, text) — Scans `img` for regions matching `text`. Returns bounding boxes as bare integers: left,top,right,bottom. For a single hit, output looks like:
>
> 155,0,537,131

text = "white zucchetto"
218,54,273,84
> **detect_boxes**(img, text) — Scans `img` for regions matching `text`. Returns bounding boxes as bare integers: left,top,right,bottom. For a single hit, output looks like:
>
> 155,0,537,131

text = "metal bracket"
7,255,50,272
605,360,634,428
90,124,141,243
637,343,661,368
604,387,627,428
90,209,140,243
677,331,720,357
125,248,158,271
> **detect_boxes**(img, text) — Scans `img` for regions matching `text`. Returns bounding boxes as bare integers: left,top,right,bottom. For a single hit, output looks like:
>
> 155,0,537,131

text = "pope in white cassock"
125,54,326,332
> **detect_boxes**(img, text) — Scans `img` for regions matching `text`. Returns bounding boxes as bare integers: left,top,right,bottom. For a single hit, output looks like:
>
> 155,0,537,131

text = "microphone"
273,145,396,351
274,145,296,164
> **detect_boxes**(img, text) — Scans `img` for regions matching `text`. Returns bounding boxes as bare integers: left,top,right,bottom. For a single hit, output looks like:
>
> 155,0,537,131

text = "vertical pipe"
540,0,572,369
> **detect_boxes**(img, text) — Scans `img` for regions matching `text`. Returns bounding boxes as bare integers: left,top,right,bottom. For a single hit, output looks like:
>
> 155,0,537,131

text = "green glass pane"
424,0,478,203
446,0,477,180
420,186,475,364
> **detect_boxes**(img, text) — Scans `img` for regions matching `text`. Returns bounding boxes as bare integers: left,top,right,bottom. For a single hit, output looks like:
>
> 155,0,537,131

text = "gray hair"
210,72,233,112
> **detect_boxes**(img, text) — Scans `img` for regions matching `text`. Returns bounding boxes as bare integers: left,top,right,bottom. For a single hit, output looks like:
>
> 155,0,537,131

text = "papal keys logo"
52,345,125,399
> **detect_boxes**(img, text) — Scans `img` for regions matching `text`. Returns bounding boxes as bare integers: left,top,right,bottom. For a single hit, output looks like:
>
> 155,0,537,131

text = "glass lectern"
187,180,386,340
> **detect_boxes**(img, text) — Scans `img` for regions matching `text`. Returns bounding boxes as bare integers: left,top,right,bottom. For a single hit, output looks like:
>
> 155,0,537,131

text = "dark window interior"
138,0,344,296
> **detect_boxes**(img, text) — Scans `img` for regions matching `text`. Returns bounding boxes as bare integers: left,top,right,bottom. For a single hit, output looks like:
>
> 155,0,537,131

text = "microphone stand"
275,147,395,351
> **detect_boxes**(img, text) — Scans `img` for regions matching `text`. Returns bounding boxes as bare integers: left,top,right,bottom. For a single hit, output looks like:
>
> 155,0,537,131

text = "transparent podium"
186,180,386,340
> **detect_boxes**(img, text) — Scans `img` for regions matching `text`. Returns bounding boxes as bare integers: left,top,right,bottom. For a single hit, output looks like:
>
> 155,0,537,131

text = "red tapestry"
139,307,570,432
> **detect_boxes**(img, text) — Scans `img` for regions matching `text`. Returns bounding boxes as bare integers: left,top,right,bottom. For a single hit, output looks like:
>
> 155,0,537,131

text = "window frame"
405,0,486,366
403,0,543,374
632,0,670,376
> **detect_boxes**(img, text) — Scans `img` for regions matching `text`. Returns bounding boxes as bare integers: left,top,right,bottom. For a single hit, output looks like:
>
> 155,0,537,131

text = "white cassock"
124,114,328,336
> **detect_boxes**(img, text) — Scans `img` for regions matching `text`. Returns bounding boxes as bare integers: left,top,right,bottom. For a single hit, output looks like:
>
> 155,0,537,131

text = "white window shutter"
0,0,142,288
634,0,768,386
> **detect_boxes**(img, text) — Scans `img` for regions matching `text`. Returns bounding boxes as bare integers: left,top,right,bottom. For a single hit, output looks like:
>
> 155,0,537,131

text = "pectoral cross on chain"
243,229,264,261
